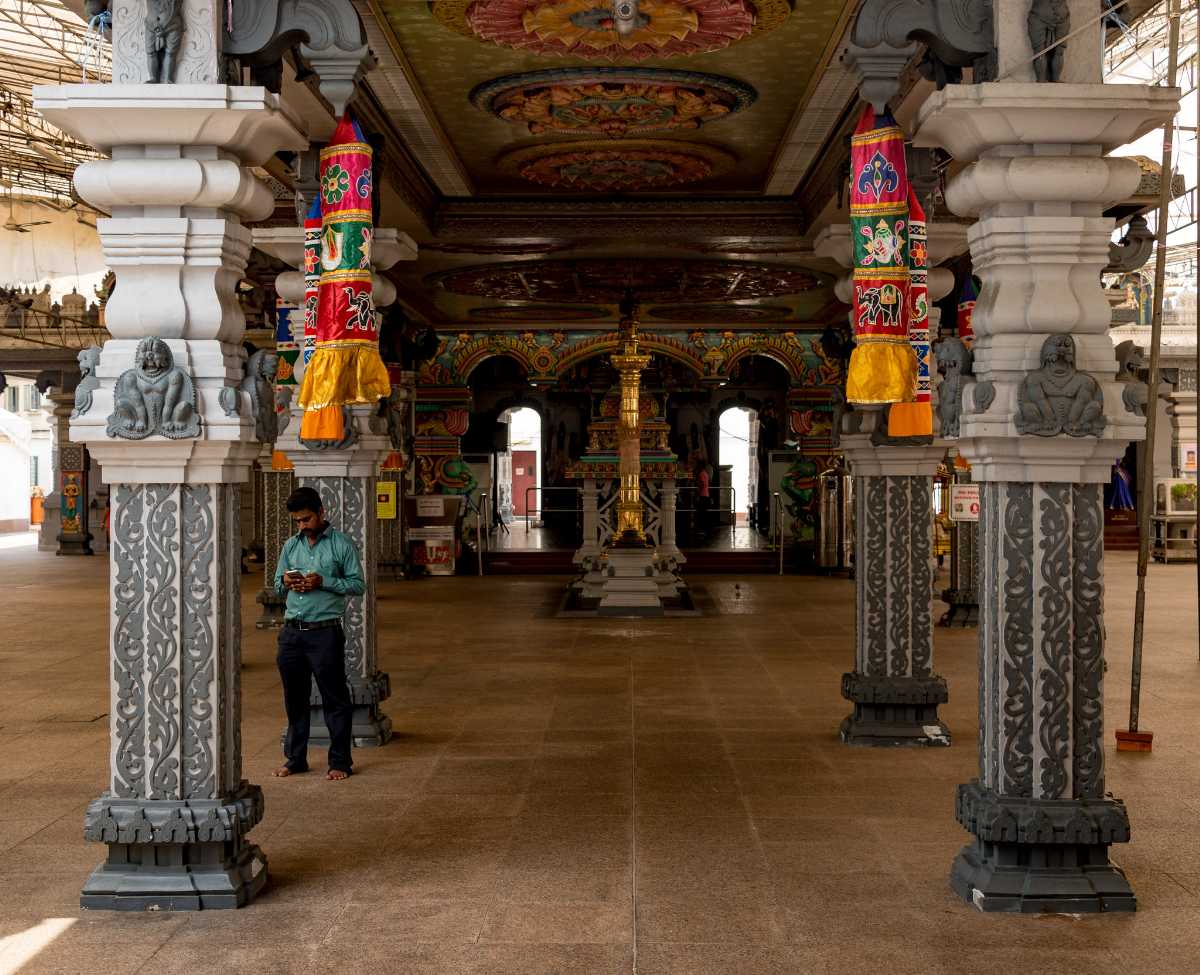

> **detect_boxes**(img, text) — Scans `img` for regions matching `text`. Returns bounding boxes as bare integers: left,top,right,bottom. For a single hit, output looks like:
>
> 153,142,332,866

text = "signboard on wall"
376,481,397,520
1180,442,1197,475
950,484,980,522
416,496,445,518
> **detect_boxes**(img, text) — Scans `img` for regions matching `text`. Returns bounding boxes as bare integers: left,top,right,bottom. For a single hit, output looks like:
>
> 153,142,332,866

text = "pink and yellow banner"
846,105,917,408
297,114,391,442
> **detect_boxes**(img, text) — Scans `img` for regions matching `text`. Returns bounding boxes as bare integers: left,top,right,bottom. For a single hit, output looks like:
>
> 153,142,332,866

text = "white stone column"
658,477,683,564
840,435,950,746
36,42,307,907
574,477,602,566
916,80,1177,913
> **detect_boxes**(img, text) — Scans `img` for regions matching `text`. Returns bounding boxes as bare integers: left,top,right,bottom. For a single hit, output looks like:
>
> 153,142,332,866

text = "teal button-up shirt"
274,525,366,623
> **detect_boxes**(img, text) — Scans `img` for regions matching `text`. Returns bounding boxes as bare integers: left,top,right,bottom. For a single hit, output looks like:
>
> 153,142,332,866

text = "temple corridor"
2,545,1198,974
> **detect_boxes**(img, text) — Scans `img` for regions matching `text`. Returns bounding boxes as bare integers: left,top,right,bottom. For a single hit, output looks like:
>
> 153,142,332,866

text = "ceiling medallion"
470,305,610,321
428,259,824,304
470,68,756,138
648,303,792,322
498,139,734,191
431,0,791,62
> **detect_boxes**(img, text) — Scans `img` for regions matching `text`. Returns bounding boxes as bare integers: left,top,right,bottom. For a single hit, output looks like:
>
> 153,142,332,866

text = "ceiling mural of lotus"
471,67,756,138
431,0,791,62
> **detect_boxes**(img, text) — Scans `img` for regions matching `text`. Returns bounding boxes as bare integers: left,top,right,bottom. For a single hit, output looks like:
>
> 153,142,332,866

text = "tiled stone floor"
1,545,1199,974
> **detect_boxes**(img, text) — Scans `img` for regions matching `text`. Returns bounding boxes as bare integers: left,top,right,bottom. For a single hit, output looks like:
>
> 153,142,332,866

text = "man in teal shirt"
272,486,365,780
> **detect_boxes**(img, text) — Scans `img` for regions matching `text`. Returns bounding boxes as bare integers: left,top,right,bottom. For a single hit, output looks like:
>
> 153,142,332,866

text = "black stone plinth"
950,781,1135,913
304,671,393,748
57,530,94,556
81,841,267,911
254,588,287,629
938,587,978,627
839,672,951,747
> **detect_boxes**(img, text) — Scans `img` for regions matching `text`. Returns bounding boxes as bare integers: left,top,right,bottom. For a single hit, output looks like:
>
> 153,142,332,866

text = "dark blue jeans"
277,624,354,773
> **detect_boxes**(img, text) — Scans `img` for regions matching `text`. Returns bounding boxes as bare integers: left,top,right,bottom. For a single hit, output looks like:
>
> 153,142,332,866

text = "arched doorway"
506,406,542,522
718,405,756,530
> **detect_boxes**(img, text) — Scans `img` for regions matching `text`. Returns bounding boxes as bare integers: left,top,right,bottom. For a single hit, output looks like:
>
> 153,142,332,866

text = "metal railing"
524,485,582,535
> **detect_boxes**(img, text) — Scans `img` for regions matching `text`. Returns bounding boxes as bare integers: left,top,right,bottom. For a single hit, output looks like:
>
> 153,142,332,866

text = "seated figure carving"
106,336,201,440
1015,335,1105,437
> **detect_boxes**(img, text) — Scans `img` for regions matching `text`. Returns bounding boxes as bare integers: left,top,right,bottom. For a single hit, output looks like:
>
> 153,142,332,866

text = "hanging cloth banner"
299,195,322,384
298,114,390,442
887,188,933,437
957,275,977,346
846,105,917,406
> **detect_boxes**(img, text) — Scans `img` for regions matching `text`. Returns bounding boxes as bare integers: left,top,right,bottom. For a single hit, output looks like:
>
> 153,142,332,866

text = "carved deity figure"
1114,340,1149,417
145,0,184,84
934,337,972,438
106,336,200,439
243,348,279,442
1028,0,1069,83
1015,335,1106,437
72,346,102,419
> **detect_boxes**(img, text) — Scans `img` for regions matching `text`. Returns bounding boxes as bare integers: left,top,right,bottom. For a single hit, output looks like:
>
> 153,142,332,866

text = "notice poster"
950,483,980,522
1180,442,1197,475
416,496,445,518
376,481,397,520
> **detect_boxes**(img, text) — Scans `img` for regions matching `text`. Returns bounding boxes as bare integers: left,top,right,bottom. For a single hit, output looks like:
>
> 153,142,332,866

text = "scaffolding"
0,0,109,209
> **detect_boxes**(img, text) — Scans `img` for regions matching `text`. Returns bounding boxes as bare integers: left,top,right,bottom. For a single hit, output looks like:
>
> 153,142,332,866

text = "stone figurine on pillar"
34,0,310,910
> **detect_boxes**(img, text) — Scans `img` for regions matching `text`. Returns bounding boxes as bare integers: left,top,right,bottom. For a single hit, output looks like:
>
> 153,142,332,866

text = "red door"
512,450,538,516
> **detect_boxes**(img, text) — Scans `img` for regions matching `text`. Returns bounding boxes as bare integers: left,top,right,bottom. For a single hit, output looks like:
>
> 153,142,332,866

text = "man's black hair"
286,486,324,514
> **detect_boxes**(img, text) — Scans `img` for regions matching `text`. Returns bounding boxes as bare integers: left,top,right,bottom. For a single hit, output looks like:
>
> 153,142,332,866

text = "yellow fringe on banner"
845,342,917,405
887,401,933,437
298,343,392,441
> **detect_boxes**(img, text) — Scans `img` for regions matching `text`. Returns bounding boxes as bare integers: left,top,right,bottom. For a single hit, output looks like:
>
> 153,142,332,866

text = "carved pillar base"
81,478,267,911
839,673,950,747
280,411,392,748
950,784,1134,913
840,437,950,747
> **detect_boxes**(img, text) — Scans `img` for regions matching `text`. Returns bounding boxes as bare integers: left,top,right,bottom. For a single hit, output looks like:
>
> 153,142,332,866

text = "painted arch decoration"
497,138,735,191
432,0,792,62
470,68,757,138
415,328,844,388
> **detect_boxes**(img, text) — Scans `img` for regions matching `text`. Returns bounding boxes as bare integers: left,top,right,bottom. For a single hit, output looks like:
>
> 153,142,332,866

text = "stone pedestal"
279,408,392,747
840,435,950,747
36,78,308,910
598,545,665,617
45,392,94,555
916,81,1178,912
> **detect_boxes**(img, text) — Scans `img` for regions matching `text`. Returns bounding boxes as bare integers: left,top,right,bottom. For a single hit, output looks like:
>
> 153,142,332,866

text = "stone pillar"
36,31,308,907
659,477,682,564
940,463,979,626
279,410,392,747
256,461,294,628
574,477,602,566
916,79,1177,912
44,391,95,555
840,434,950,747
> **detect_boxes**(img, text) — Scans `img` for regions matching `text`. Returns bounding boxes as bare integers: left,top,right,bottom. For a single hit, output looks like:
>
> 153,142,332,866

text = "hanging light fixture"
612,0,639,36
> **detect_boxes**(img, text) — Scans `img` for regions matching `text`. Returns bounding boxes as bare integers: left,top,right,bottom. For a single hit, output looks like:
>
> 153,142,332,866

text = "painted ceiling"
374,0,853,196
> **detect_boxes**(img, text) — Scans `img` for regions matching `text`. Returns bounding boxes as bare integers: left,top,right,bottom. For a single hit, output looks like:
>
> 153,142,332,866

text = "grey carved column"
256,458,294,628
913,41,1177,910
940,462,979,626
35,0,310,909
279,409,392,747
840,433,950,747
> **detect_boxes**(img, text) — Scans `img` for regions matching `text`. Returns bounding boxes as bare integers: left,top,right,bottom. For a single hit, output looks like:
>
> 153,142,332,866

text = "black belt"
284,618,342,631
